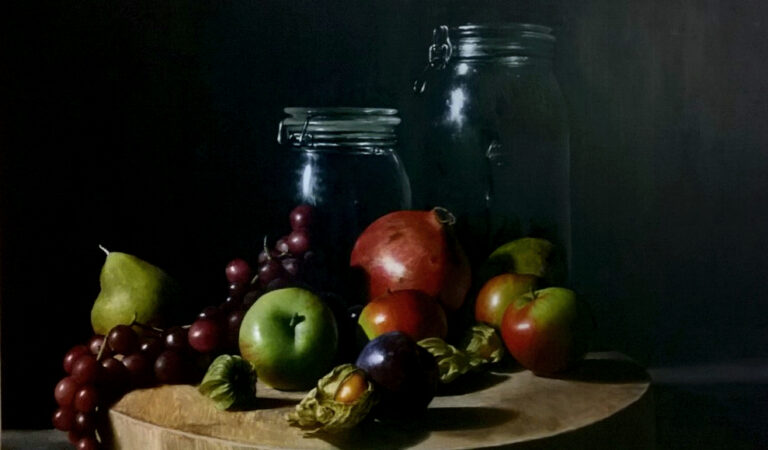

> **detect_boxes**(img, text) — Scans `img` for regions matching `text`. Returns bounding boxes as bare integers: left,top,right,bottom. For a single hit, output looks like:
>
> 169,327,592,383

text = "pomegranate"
349,208,471,312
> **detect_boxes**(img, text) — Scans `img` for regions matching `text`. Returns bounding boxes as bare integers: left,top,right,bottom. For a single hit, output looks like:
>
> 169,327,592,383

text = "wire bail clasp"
277,114,315,146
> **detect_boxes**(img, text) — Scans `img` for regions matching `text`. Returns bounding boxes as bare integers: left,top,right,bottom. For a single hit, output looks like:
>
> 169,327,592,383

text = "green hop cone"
287,364,378,433
462,323,505,368
198,354,258,411
417,337,472,383
418,324,505,384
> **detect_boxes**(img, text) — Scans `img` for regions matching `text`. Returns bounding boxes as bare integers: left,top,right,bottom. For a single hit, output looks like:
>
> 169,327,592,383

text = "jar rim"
455,23,554,38
279,107,400,148
449,22,555,60
284,106,398,117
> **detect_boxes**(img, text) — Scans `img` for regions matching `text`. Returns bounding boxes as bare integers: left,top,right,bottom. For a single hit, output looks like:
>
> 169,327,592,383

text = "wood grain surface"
104,352,653,449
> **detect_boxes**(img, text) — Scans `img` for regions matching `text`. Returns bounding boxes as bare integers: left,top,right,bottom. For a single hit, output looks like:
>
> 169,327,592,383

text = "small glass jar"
414,23,571,280
276,107,412,291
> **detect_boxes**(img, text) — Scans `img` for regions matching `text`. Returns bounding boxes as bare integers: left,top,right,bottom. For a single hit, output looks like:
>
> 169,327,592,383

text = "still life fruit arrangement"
50,205,593,449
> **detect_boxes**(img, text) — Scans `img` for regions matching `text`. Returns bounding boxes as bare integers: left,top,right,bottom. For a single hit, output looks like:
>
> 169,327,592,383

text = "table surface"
102,352,652,449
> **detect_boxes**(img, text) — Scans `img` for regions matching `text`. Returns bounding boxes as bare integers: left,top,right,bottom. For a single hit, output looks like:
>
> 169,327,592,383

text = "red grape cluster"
255,204,317,290
187,205,320,354
52,204,321,448
52,323,206,449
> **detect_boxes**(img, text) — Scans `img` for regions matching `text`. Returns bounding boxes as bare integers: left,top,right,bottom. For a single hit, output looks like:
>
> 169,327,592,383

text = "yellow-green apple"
349,208,471,312
500,287,590,375
358,290,447,341
477,237,562,286
239,287,338,390
475,273,539,328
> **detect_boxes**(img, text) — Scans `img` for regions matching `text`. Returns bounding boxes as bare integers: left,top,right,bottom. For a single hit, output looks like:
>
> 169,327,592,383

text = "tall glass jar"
414,23,571,280
276,107,412,293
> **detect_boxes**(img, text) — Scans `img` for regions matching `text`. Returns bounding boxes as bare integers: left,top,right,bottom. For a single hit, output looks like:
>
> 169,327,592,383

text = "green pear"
478,237,558,286
91,248,179,335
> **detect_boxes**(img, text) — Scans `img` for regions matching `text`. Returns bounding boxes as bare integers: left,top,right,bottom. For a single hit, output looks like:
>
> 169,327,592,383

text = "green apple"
239,287,338,390
91,248,179,335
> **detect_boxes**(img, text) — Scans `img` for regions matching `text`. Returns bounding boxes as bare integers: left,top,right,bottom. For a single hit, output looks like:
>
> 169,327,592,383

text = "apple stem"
288,312,305,328
98,244,110,257
433,207,456,226
530,287,537,300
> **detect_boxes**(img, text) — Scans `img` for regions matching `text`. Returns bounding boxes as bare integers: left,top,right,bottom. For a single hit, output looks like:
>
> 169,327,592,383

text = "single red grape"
139,337,164,360
74,385,99,412
286,229,310,255
55,376,79,407
257,248,280,264
225,258,252,284
225,310,245,348
219,295,241,313
198,305,221,320
52,407,75,431
275,237,290,254
76,436,99,450
71,355,99,385
242,290,262,310
281,257,302,277
88,335,107,356
107,325,139,355
188,319,222,353
154,350,187,384
67,430,82,445
163,326,189,352
122,353,153,387
258,259,284,287
290,204,315,230
63,345,90,374
73,411,95,434
229,282,247,300
99,356,129,396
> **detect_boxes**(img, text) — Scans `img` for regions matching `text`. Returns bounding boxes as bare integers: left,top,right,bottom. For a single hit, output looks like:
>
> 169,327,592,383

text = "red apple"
500,287,591,375
349,208,471,312
358,290,448,341
475,273,539,328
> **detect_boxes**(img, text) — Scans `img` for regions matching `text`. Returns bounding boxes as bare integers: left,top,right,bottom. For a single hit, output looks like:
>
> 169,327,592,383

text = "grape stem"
263,235,271,260
96,336,107,362
98,244,110,256
129,312,166,334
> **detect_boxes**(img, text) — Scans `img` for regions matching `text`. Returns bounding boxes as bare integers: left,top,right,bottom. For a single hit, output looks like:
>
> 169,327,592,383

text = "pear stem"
129,312,166,334
98,245,110,256
132,321,165,334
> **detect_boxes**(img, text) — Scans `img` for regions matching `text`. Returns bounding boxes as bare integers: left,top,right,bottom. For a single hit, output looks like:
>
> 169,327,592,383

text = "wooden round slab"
105,352,653,449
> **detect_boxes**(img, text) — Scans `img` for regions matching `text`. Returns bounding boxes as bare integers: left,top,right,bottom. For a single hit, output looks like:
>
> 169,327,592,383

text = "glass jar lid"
278,107,400,149
452,23,555,60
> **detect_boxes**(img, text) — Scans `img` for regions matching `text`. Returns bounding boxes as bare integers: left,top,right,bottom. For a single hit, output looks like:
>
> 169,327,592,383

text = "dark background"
2,0,767,446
